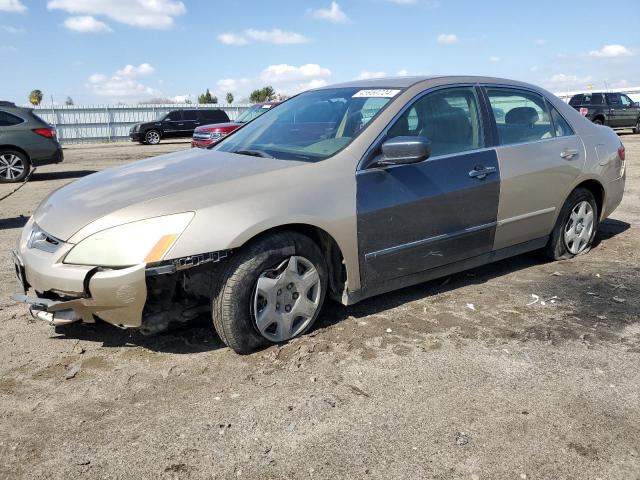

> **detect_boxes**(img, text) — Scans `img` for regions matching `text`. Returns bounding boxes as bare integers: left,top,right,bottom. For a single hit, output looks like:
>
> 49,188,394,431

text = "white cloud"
387,0,417,4
437,33,459,45
588,44,634,58
172,94,193,103
47,0,186,30
544,73,593,89
64,16,112,32
87,63,160,98
1,25,24,33
217,33,249,46
217,28,308,45
217,63,332,98
116,63,154,77
0,0,26,12
311,2,349,23
357,71,386,80
397,69,409,76
489,56,500,62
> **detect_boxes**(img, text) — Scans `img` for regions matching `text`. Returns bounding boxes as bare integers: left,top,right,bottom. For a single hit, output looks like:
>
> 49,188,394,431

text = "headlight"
63,213,194,267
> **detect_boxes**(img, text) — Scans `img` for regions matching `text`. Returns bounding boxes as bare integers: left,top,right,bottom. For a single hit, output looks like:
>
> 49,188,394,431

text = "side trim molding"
497,207,556,226
364,221,497,260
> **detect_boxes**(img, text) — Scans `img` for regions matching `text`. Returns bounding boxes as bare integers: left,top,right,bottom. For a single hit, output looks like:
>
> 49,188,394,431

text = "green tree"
65,96,74,106
29,89,43,106
198,88,217,104
226,92,234,105
249,86,276,103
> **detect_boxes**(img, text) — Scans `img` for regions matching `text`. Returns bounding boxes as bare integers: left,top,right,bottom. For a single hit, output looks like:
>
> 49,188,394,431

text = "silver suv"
12,76,625,353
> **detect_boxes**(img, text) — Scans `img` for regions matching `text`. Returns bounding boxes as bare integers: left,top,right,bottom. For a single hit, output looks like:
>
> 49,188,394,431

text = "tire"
0,149,31,183
212,231,328,354
542,187,598,261
633,118,640,134
144,129,161,145
593,118,603,126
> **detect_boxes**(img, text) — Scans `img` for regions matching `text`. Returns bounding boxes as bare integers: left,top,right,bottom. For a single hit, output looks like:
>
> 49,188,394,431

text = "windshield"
214,87,400,162
236,104,273,123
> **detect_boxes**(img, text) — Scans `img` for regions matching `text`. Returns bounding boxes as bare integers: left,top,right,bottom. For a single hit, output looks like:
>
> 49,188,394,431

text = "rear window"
0,110,24,127
200,109,230,122
569,95,583,106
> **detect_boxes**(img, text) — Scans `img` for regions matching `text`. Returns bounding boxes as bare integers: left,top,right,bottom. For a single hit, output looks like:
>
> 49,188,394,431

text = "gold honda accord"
12,76,626,353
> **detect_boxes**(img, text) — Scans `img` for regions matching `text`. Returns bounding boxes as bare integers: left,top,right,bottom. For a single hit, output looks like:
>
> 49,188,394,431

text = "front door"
357,86,500,286
162,110,184,138
620,94,639,128
606,93,625,127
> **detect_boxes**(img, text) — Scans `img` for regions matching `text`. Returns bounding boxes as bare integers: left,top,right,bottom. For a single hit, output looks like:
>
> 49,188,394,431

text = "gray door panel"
357,149,500,286
493,136,584,250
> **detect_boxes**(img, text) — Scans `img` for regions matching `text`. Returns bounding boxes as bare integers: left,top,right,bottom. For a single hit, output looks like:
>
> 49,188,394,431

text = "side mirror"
379,136,431,166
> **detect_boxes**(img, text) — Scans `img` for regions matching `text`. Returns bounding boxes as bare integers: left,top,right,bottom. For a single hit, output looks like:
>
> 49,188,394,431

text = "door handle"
560,149,579,160
469,165,496,180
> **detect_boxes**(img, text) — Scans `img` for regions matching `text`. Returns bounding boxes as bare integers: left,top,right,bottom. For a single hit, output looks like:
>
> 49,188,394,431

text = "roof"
318,75,542,91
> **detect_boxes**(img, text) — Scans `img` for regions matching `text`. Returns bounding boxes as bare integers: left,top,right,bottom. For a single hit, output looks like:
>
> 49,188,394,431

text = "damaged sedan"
13,76,625,353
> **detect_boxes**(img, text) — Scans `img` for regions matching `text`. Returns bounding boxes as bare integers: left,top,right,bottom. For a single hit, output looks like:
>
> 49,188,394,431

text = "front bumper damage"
12,239,230,332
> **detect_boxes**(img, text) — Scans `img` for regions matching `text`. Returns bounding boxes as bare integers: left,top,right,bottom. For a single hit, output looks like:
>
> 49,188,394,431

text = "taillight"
579,107,588,117
618,145,625,161
32,128,56,139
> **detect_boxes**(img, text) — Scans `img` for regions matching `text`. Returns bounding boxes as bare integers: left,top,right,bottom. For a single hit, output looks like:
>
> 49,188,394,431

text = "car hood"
195,122,242,132
33,148,304,241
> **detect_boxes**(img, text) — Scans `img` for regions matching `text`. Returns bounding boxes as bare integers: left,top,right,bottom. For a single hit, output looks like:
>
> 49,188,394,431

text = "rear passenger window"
387,87,483,157
0,110,24,126
183,110,198,121
486,88,553,145
591,93,605,105
569,95,583,106
549,104,574,137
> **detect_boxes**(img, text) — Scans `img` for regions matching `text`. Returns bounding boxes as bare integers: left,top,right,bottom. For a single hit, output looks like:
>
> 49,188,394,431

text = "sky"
0,0,638,105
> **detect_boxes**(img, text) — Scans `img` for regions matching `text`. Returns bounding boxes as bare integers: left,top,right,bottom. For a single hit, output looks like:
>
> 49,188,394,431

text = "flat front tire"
0,150,30,183
543,187,598,260
211,232,328,354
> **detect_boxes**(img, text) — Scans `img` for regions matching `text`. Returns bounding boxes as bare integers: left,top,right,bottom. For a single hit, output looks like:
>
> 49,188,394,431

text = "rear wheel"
144,129,161,145
633,118,640,134
543,188,598,260
211,232,328,354
0,150,30,183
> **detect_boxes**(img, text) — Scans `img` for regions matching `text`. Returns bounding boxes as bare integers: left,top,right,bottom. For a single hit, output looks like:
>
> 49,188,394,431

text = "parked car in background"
569,92,640,132
192,102,279,148
130,108,230,145
0,101,63,183
13,76,625,354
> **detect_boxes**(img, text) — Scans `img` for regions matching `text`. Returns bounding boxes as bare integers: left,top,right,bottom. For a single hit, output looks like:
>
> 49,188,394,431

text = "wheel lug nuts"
287,283,293,290
285,305,291,312
277,289,282,295
293,293,299,300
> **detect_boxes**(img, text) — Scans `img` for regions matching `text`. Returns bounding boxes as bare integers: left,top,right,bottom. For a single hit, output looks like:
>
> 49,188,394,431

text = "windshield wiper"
232,149,274,159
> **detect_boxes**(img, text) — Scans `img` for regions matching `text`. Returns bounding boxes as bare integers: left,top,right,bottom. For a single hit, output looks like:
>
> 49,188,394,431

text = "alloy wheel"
146,131,160,145
252,255,322,342
0,153,25,180
563,200,594,254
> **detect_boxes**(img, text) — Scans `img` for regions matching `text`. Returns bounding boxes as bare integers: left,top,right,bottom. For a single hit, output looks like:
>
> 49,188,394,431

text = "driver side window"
166,111,181,121
387,87,484,157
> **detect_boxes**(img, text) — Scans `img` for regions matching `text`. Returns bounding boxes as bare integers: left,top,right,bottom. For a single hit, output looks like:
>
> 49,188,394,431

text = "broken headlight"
63,212,194,267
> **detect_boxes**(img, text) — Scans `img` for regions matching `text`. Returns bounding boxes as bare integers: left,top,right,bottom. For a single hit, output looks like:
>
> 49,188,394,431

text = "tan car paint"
15,76,625,329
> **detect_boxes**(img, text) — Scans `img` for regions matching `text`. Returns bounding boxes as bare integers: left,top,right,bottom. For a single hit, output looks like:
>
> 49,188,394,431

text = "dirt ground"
0,137,638,480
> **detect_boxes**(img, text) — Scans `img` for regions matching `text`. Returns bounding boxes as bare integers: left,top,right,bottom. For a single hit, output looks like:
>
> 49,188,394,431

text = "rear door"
606,93,624,127
182,109,199,135
620,94,638,128
357,86,500,286
483,86,584,250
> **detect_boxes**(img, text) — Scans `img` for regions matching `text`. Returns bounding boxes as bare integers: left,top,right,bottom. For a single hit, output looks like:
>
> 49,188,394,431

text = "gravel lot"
1,136,638,480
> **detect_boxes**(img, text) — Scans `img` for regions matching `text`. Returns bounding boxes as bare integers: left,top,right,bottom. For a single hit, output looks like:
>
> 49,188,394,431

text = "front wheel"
543,188,598,260
212,232,328,354
0,150,31,183
144,129,161,145
593,118,603,126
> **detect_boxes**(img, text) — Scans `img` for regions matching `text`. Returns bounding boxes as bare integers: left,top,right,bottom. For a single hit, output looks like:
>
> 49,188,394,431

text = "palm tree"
29,89,43,106
226,92,234,105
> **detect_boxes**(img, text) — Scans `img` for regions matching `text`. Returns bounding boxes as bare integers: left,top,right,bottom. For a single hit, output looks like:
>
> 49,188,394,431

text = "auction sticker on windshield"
353,89,401,98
